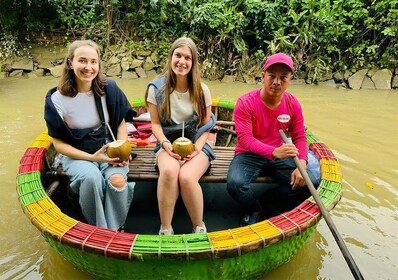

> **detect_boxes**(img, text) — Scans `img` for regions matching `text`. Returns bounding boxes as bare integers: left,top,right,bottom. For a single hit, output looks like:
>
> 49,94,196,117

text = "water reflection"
0,77,397,279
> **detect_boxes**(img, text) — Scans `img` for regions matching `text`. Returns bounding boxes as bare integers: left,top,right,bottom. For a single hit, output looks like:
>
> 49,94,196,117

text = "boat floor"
126,182,247,234
51,180,307,234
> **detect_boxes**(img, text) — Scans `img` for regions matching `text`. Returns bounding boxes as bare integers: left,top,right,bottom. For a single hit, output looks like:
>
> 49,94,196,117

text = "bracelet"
160,139,171,148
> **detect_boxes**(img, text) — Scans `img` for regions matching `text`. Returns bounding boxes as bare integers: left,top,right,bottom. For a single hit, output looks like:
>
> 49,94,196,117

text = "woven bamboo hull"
45,226,316,280
16,99,342,279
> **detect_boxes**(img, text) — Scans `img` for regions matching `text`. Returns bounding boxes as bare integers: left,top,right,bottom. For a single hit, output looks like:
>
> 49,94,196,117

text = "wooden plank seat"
48,146,273,184
46,117,273,184
129,145,273,183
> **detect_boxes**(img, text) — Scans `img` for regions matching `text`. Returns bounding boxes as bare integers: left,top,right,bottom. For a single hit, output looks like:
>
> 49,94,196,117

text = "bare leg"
157,151,180,230
179,153,210,229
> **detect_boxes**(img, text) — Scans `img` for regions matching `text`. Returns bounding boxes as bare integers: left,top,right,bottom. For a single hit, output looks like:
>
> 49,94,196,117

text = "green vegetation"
0,0,397,80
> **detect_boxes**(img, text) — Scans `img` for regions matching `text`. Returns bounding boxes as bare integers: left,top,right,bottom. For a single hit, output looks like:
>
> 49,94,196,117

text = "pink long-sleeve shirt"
234,88,308,161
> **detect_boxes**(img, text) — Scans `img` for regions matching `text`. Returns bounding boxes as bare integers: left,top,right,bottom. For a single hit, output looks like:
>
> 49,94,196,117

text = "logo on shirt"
277,114,290,123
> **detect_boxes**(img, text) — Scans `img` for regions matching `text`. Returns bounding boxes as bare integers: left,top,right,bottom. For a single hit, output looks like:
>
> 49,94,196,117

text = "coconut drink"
107,140,131,162
172,121,194,158
172,137,194,157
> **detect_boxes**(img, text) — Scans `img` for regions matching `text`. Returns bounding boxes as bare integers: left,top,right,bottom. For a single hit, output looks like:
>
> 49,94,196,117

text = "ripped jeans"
62,156,135,230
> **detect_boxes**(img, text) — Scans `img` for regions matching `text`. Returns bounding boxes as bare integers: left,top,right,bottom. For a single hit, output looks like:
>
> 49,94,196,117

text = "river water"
0,76,397,280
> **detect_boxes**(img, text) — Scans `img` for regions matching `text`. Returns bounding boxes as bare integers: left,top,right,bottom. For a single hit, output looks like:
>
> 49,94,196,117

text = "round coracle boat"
16,98,342,280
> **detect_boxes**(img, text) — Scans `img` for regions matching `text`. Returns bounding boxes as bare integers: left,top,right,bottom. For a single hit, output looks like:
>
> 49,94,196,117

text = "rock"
9,69,23,77
0,72,7,79
31,44,67,69
27,72,38,78
135,67,147,78
318,79,336,87
243,75,256,84
150,52,160,63
121,57,131,71
12,58,34,71
146,69,157,77
130,59,143,69
318,71,333,82
348,69,368,89
366,68,377,77
332,71,344,83
1,62,12,72
371,69,392,90
361,76,375,89
32,69,45,77
106,64,122,77
50,65,64,78
336,82,348,89
392,75,398,89
108,56,120,65
121,70,138,79
144,57,155,71
344,70,352,81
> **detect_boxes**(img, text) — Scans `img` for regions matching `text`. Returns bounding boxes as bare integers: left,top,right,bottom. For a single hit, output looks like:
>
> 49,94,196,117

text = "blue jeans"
62,156,135,230
226,152,319,213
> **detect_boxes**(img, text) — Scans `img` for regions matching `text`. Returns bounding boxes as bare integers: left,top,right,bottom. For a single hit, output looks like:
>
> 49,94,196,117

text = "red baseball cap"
263,53,294,72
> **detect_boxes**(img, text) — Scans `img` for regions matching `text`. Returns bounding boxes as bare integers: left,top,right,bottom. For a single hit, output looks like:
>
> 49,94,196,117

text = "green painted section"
217,100,236,110
17,172,47,207
131,98,146,107
309,180,341,208
306,129,320,144
132,233,212,259
45,226,316,280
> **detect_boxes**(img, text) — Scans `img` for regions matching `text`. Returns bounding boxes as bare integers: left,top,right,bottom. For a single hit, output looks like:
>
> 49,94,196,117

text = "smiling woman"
144,37,214,235
43,40,136,231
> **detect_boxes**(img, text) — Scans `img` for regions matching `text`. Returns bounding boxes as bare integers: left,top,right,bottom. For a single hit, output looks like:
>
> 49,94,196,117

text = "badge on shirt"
277,114,290,123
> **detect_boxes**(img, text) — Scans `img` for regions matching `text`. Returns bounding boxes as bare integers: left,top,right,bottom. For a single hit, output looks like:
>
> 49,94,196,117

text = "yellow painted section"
29,131,53,149
320,158,342,183
208,221,281,249
212,98,220,106
24,197,77,237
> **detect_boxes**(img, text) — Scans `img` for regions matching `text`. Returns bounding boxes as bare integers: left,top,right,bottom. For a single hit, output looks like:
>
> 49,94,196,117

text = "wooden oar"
278,129,364,280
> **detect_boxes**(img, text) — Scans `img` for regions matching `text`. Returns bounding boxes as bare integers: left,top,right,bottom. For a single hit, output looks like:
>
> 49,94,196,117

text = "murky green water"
0,76,397,279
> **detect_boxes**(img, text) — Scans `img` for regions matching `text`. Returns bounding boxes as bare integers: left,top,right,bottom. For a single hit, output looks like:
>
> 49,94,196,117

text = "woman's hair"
58,40,106,97
156,37,207,124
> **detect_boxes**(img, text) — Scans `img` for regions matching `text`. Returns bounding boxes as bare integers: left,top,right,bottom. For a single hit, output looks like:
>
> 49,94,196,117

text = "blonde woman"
145,37,215,235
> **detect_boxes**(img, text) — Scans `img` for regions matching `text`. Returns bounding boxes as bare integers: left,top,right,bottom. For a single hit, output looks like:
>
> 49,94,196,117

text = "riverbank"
0,43,397,91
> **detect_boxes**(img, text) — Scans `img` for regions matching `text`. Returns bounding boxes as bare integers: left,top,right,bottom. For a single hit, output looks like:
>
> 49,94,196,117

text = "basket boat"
16,98,342,280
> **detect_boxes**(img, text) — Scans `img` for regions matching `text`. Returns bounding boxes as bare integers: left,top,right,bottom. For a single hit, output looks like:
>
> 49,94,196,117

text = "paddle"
278,129,364,280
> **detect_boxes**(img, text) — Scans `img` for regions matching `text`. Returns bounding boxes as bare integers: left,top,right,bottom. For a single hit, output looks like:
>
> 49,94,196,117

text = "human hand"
184,144,200,161
108,154,130,167
290,168,306,190
272,144,298,159
290,160,307,190
163,141,182,160
92,144,120,163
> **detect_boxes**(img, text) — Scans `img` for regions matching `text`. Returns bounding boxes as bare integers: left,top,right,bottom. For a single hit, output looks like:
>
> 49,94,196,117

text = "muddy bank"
1,43,397,91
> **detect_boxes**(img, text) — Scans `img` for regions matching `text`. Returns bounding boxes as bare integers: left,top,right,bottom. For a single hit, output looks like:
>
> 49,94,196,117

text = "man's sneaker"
194,223,207,234
159,226,174,235
240,213,260,226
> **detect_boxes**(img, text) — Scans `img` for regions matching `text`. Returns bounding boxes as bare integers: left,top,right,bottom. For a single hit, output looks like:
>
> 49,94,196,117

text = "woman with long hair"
145,37,215,235
44,40,135,231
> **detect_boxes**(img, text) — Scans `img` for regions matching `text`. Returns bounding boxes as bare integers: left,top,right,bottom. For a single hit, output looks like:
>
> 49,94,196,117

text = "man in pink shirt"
227,53,319,226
